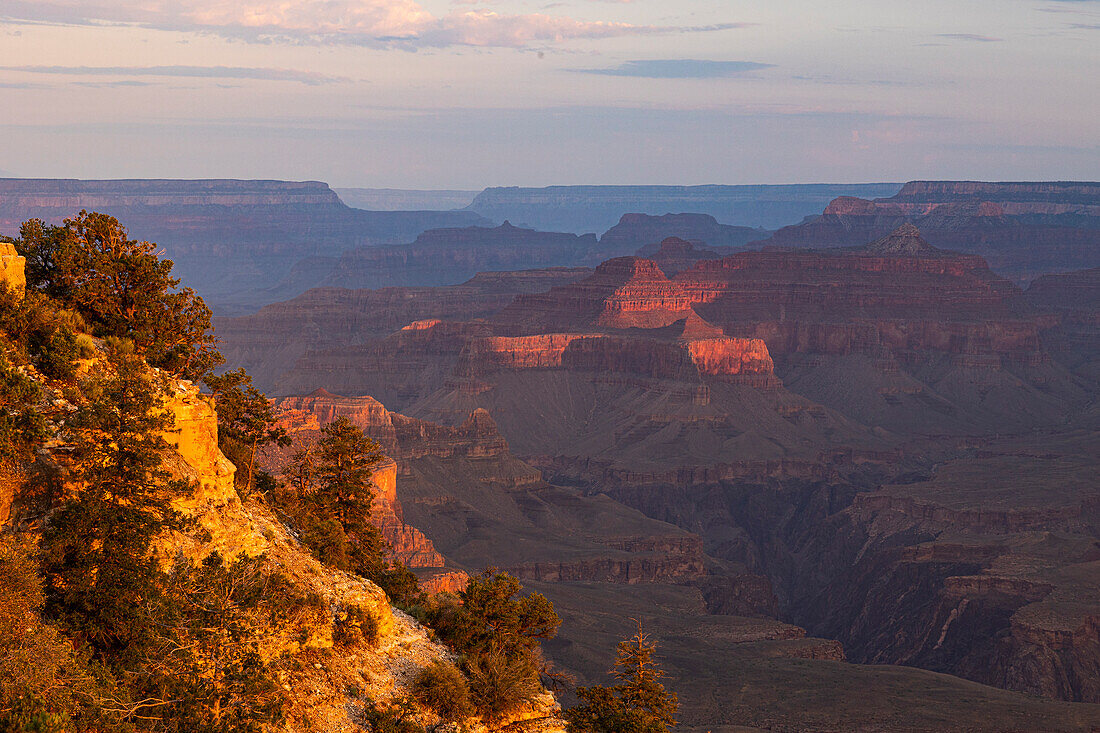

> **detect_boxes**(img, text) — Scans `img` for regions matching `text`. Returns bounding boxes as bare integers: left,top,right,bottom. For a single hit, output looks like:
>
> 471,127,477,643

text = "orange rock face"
268,393,447,569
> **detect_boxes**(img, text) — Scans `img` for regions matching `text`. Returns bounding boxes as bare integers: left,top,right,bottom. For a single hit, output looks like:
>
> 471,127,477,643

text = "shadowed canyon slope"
762,181,1100,283
0,178,488,312
261,389,1100,731
466,183,905,233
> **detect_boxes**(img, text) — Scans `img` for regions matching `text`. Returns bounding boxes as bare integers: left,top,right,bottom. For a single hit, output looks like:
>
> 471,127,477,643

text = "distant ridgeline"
0,178,488,311
3,179,1098,316
465,183,906,232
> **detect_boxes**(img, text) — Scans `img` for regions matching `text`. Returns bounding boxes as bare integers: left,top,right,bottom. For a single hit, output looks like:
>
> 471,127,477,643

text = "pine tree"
279,417,388,576
565,625,678,733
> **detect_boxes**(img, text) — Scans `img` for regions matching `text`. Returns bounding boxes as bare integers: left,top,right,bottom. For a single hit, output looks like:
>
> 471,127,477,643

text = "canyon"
762,181,1100,283
7,176,1100,729
0,178,487,312
217,211,1100,728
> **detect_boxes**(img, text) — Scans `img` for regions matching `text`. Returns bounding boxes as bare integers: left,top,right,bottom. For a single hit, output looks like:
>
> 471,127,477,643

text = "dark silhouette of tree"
565,625,678,733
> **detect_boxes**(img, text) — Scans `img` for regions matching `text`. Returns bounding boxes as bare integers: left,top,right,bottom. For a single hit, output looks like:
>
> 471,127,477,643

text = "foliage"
464,646,545,722
0,354,47,462
423,571,560,722
564,627,678,733
0,538,99,731
411,661,472,722
13,213,222,380
334,605,381,648
203,369,289,496
276,417,388,577
139,553,287,733
436,570,561,658
371,563,427,609
360,696,424,733
40,343,180,664
0,287,84,381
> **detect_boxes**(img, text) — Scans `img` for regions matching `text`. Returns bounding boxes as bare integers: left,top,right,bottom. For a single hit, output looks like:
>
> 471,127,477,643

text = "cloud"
0,0,747,48
0,65,348,85
934,33,1003,42
576,59,774,79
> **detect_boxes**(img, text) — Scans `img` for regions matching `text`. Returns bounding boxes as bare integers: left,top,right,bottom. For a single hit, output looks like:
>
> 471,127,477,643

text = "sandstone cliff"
0,242,26,294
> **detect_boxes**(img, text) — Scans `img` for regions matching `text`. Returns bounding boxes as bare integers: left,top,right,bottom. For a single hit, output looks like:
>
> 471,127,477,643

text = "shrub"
411,661,472,722
360,697,424,733
334,605,380,647
0,288,81,381
464,646,544,723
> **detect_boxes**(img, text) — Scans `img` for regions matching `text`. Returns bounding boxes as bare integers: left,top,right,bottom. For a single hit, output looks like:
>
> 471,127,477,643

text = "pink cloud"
0,0,743,48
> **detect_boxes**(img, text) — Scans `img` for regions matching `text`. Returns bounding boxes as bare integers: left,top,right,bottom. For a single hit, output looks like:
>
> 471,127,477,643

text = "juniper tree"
41,343,181,665
203,369,289,496
14,211,221,380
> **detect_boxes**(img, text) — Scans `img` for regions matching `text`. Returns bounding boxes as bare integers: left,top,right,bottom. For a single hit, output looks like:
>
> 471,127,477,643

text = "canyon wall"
761,181,1100,283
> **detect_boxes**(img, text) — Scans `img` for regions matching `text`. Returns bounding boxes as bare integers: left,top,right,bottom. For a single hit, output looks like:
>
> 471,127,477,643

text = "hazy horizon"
0,0,1096,188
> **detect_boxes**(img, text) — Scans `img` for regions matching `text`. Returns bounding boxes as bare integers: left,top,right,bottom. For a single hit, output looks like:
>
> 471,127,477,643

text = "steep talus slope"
9,364,561,733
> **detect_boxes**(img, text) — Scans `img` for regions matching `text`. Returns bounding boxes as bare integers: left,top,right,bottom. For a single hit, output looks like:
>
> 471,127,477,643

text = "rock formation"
213,215,1100,722
465,183,903,233
597,213,765,256
761,181,1100,283
293,222,600,296
637,236,722,276
0,242,26,294
214,267,590,390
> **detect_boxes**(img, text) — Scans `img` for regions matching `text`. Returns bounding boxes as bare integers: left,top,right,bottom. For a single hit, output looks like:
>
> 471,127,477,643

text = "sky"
0,0,1097,188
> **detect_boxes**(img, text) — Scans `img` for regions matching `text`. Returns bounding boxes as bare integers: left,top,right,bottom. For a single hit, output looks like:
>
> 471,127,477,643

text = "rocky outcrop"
496,257,697,332
299,222,600,295
0,241,26,294
461,332,774,384
638,236,722,276
215,269,590,391
599,213,765,256
887,181,1100,216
